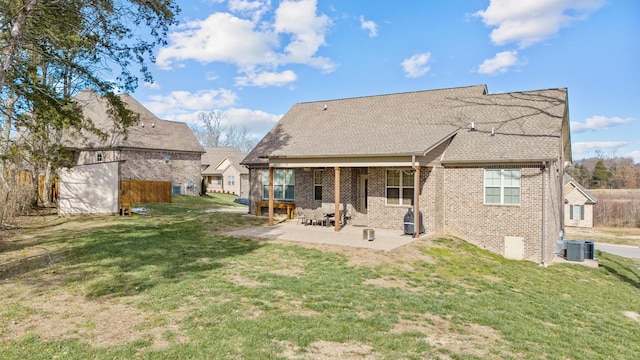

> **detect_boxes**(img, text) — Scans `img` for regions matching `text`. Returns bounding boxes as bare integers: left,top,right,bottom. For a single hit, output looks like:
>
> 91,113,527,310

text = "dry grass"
591,189,640,228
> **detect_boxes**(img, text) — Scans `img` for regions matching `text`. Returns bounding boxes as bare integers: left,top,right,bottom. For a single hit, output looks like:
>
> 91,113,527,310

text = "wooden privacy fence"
14,171,58,203
121,180,172,205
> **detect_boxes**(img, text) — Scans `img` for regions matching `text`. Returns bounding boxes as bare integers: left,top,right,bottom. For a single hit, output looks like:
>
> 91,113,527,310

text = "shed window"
570,205,585,220
386,169,414,206
484,169,520,205
263,169,295,201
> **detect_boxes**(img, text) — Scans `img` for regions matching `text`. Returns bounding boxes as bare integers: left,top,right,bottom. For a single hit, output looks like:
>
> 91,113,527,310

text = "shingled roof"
201,147,249,175
65,90,204,154
243,85,570,165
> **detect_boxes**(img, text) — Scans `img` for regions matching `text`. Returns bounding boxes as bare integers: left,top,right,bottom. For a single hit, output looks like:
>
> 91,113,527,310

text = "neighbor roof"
65,90,204,154
243,85,569,165
201,147,249,175
564,174,597,204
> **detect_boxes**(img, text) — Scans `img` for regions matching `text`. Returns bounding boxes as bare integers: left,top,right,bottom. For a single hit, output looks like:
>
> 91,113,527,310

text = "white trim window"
314,169,323,201
386,169,414,205
570,205,585,220
262,169,295,201
227,175,235,186
96,152,103,162
484,169,521,204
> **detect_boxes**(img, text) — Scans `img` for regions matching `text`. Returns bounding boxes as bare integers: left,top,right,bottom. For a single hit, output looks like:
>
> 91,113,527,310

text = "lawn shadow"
1,212,265,298
598,251,640,290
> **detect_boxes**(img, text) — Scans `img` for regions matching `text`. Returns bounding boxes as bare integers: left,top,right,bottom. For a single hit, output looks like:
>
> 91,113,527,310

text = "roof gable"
564,174,597,203
65,91,204,154
202,147,248,175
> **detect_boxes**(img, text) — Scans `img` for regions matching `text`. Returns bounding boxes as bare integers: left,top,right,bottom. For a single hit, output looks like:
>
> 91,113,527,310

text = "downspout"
541,161,547,266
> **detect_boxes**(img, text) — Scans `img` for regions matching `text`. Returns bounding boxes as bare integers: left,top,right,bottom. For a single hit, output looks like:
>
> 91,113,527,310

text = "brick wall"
247,163,564,263
442,165,559,262
76,149,202,196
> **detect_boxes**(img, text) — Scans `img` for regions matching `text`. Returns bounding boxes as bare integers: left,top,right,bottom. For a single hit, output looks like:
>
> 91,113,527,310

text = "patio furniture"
314,208,327,227
295,207,307,224
255,201,296,219
303,208,315,226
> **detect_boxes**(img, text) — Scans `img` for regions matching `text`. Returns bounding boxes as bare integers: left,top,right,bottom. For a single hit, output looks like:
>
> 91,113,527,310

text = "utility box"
565,240,585,262
584,241,595,260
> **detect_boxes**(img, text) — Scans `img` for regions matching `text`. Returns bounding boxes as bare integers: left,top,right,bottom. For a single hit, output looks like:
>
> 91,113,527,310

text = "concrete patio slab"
224,219,426,251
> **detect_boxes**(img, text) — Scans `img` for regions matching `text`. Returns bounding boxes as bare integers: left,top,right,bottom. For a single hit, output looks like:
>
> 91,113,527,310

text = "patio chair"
303,208,315,226
328,212,345,227
314,208,327,227
295,207,306,225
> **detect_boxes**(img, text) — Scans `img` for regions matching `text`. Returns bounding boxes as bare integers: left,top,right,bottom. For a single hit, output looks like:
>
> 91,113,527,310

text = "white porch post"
334,166,341,232
414,165,420,238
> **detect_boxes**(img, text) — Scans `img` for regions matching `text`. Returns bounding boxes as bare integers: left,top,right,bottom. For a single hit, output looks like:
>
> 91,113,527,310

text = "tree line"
565,153,640,189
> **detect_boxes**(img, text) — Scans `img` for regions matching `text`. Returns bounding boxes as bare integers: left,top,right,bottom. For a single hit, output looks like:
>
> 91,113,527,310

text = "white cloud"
474,0,605,48
235,70,297,87
571,115,634,133
143,81,161,90
144,89,239,122
477,50,520,75
156,12,278,70
360,16,378,38
572,141,628,156
627,150,640,163
401,52,432,78
225,108,282,139
273,0,334,71
157,0,335,83
228,0,270,22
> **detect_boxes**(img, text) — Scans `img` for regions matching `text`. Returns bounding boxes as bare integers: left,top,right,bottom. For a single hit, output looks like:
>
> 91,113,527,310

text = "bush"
0,170,33,231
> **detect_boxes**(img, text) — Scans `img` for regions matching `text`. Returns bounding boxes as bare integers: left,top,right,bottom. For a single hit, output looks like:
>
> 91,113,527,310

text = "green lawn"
1,195,639,359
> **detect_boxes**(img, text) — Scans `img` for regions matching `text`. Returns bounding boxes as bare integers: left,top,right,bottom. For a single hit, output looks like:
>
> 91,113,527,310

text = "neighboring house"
564,174,597,228
242,85,572,264
201,147,249,197
65,90,205,196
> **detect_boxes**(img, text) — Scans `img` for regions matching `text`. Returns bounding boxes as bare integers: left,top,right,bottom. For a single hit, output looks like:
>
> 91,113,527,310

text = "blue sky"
133,0,639,162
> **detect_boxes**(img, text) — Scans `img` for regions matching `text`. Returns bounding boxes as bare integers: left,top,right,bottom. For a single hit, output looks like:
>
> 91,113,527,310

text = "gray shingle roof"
564,174,597,203
243,85,568,165
65,91,204,154
201,147,249,175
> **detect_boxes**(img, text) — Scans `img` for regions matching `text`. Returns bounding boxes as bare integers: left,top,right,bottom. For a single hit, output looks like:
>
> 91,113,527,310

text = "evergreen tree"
591,160,611,189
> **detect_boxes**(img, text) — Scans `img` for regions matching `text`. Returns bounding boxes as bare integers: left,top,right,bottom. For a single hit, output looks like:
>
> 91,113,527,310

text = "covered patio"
225,220,427,251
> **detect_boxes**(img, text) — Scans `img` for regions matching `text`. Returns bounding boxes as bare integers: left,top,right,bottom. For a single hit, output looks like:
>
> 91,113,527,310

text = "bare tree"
193,110,225,147
191,110,257,153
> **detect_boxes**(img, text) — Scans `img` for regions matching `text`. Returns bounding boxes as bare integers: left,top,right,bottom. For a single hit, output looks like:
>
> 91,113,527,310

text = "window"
96,152,103,162
262,169,295,200
314,170,323,201
386,169,414,205
227,175,235,186
570,205,584,220
484,169,521,204
164,155,170,164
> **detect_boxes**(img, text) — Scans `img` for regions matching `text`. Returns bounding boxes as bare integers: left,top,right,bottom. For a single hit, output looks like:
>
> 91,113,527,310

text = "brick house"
201,147,249,197
65,90,205,195
564,174,597,228
242,85,572,264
